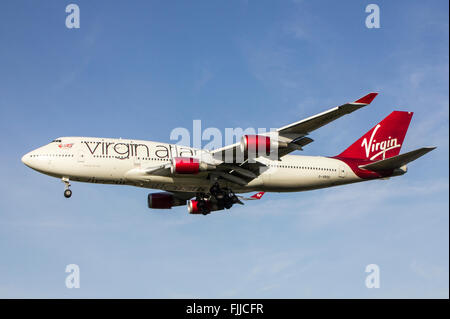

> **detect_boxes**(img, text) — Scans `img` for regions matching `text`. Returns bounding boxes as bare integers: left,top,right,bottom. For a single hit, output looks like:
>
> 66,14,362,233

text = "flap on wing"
213,171,248,186
359,147,436,171
275,137,314,158
294,136,314,147
218,164,258,179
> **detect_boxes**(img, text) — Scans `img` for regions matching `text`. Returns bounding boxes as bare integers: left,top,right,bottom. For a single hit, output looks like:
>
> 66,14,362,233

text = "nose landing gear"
62,177,72,198
64,189,72,198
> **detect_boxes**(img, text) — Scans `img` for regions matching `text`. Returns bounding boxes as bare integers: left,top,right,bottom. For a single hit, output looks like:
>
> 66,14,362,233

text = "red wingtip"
354,92,378,105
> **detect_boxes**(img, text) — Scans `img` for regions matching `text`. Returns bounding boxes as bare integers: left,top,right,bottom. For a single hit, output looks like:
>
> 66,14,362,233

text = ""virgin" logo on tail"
361,124,401,160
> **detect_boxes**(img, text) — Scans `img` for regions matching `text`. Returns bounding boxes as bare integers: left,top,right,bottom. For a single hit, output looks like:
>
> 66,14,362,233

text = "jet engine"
240,135,287,155
148,192,186,209
187,199,222,215
171,157,216,174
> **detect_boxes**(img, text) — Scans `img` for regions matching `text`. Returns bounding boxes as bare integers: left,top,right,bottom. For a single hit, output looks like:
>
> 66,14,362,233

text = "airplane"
21,93,435,215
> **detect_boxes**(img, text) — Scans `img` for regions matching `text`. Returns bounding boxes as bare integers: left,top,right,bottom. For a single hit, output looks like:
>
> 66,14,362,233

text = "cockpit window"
52,139,62,143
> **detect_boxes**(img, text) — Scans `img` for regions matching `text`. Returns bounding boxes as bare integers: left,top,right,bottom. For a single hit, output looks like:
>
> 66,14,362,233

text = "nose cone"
22,148,54,174
21,152,31,167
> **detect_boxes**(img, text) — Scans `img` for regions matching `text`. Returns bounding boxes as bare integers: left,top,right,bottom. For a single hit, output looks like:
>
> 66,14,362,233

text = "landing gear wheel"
62,177,72,199
210,183,222,197
197,200,210,215
64,189,72,198
224,200,233,209
223,188,238,209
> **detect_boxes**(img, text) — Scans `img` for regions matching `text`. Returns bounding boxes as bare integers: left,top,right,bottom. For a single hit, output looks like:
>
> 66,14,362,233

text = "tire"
64,189,72,198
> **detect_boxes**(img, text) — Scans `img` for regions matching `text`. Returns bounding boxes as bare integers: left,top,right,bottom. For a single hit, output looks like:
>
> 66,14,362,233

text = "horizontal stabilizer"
359,147,436,171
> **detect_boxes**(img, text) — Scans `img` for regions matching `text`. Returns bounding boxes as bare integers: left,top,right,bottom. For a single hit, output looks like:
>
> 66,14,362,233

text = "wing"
276,92,378,135
211,92,378,162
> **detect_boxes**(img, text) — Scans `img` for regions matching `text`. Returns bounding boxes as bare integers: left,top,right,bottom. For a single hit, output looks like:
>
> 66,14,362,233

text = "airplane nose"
21,152,31,166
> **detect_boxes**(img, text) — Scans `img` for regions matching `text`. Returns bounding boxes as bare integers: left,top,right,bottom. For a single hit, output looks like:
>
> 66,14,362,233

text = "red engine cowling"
188,199,223,214
171,157,216,174
172,157,200,174
240,135,272,155
148,192,186,209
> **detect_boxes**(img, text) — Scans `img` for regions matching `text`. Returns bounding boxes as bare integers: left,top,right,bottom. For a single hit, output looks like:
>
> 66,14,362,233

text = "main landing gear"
194,195,210,216
62,177,72,198
194,183,240,215
210,183,239,210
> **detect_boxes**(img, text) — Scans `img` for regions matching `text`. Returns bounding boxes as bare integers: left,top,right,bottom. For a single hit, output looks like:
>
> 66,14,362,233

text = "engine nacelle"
148,192,186,209
240,135,287,155
188,199,223,214
171,157,216,174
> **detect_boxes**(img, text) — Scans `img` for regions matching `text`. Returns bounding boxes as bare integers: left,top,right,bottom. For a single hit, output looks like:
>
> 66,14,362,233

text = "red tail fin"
250,191,265,199
337,111,413,160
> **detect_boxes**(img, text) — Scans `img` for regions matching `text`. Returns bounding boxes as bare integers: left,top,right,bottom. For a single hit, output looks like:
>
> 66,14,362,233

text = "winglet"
353,92,378,105
250,191,265,200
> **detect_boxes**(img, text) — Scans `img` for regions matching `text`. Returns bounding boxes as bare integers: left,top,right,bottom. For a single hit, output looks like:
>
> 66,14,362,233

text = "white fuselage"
22,137,364,194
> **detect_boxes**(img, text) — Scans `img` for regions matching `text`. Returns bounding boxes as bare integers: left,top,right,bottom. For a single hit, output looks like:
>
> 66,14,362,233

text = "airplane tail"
238,191,265,201
337,111,413,161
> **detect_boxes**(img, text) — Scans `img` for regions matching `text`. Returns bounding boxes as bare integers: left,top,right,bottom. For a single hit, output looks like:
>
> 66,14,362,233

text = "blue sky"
0,0,448,298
